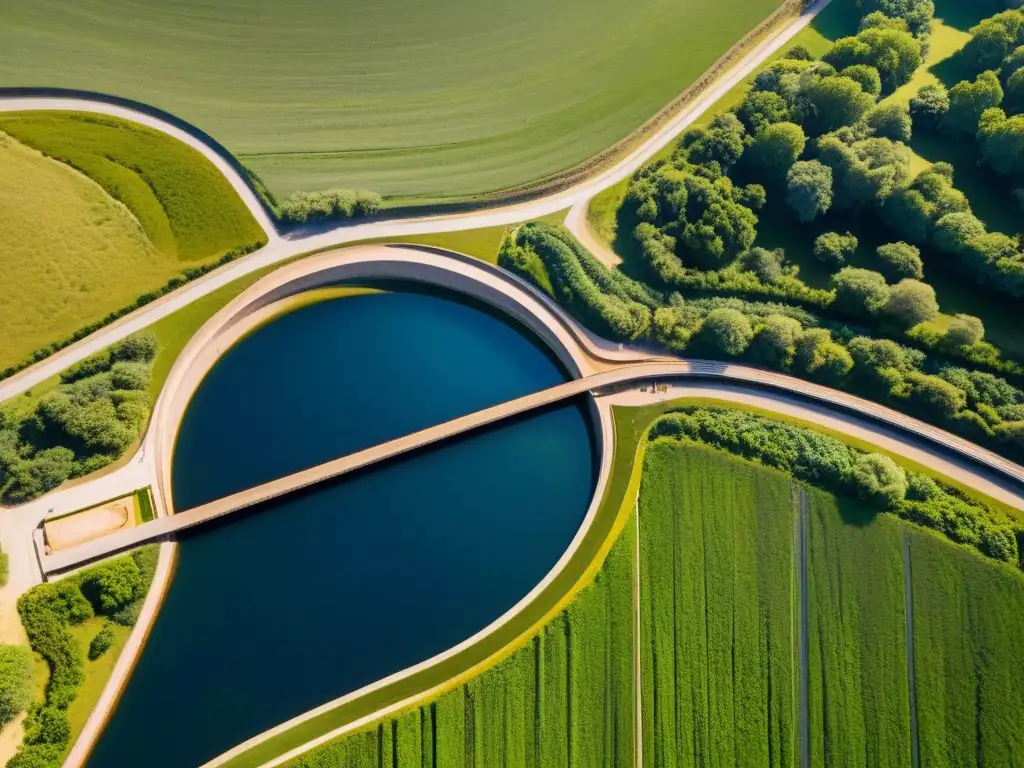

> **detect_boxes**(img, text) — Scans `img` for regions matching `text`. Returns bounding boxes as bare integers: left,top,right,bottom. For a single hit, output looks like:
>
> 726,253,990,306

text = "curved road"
0,0,830,405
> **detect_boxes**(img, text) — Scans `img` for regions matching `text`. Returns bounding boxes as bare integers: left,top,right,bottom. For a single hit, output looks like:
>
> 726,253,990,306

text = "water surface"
86,290,595,767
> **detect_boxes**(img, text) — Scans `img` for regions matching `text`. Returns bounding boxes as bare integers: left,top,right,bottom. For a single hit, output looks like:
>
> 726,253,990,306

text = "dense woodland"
503,0,1024,466
0,334,156,504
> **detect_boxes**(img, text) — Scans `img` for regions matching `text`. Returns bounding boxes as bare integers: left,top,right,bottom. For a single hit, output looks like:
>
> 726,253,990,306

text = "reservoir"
86,289,596,767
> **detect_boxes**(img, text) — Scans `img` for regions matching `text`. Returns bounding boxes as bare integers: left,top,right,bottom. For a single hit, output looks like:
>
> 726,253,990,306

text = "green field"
284,507,635,768
0,112,265,372
639,441,797,767
1,0,782,203
909,529,1024,767
804,488,911,768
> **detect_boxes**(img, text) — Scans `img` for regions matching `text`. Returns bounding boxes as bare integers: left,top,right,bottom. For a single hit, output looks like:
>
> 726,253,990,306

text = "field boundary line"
903,531,921,768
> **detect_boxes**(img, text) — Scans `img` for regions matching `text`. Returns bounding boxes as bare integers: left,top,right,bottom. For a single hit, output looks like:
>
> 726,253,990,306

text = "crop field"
909,529,1024,767
0,113,264,371
638,441,797,768
284,509,634,768
1,0,781,203
804,489,911,768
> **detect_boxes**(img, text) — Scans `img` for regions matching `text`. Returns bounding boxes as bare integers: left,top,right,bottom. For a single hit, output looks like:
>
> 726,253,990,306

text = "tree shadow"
933,0,986,32
807,0,861,42
836,494,879,528
928,51,974,89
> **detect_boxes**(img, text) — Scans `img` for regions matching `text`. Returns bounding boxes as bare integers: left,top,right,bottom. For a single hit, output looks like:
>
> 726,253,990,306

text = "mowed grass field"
0,112,265,371
1,0,782,203
282,509,635,768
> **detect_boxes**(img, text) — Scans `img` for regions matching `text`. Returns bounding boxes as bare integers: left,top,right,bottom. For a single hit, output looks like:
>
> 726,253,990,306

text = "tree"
741,247,786,284
832,267,890,315
909,372,967,418
823,27,922,93
945,314,986,346
1005,68,1024,113
109,332,157,363
862,0,935,36
1003,45,1024,81
910,83,950,130
787,45,816,61
701,309,754,356
944,71,1003,136
795,75,875,135
933,211,987,256
786,160,834,222
2,448,75,504
750,315,803,367
814,231,859,266
744,121,806,180
737,89,791,133
753,58,816,98
884,278,939,327
862,102,912,141
978,108,1024,175
860,10,911,33
78,554,142,614
794,328,854,382
815,134,911,209
876,242,924,279
0,645,33,727
681,113,747,171
846,453,908,508
963,10,1024,75
840,64,884,99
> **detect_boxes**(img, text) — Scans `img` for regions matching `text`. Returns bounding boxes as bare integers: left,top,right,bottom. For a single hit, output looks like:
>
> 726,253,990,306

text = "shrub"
700,309,754,356
977,107,1024,175
944,71,1004,135
910,83,950,129
0,645,33,727
795,75,876,135
906,472,940,501
813,231,859,266
862,102,913,141
743,122,806,181
88,624,114,661
741,247,785,284
786,160,834,222
109,332,157,363
79,557,142,614
862,0,934,36
909,372,968,418
876,242,924,279
736,89,791,133
277,188,381,225
832,267,890,315
944,314,986,347
794,328,854,382
846,453,908,508
750,314,803,367
841,64,884,99
883,278,939,327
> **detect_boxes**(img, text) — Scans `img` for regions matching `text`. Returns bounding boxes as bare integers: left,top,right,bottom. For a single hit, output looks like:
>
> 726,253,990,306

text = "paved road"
0,0,830,405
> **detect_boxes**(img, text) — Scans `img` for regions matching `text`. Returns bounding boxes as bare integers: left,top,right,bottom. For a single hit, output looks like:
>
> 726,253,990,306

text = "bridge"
40,359,1024,575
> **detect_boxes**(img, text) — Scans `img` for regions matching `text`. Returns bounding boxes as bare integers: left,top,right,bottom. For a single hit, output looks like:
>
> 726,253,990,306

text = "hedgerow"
11,546,159,768
649,406,1020,565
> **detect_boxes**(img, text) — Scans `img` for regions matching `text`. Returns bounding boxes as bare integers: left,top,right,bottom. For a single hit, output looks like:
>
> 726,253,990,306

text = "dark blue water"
86,290,595,768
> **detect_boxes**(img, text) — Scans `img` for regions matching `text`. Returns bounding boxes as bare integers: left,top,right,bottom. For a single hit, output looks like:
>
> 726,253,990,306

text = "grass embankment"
284,520,634,768
639,441,796,766
0,112,265,373
910,530,1024,766
1,0,782,204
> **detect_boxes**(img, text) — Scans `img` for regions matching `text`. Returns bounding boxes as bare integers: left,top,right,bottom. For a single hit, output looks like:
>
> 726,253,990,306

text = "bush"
846,453,908,508
944,71,1004,136
862,102,913,141
743,122,806,181
794,328,854,382
750,314,803,367
945,314,986,347
841,64,883,99
909,372,968,418
910,83,950,129
737,89,791,133
0,645,34,727
786,160,834,222
88,624,114,661
741,247,785,284
832,267,890,315
813,231,859,266
876,242,924,280
277,188,381,225
883,278,939,327
701,309,754,356
79,557,142,614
